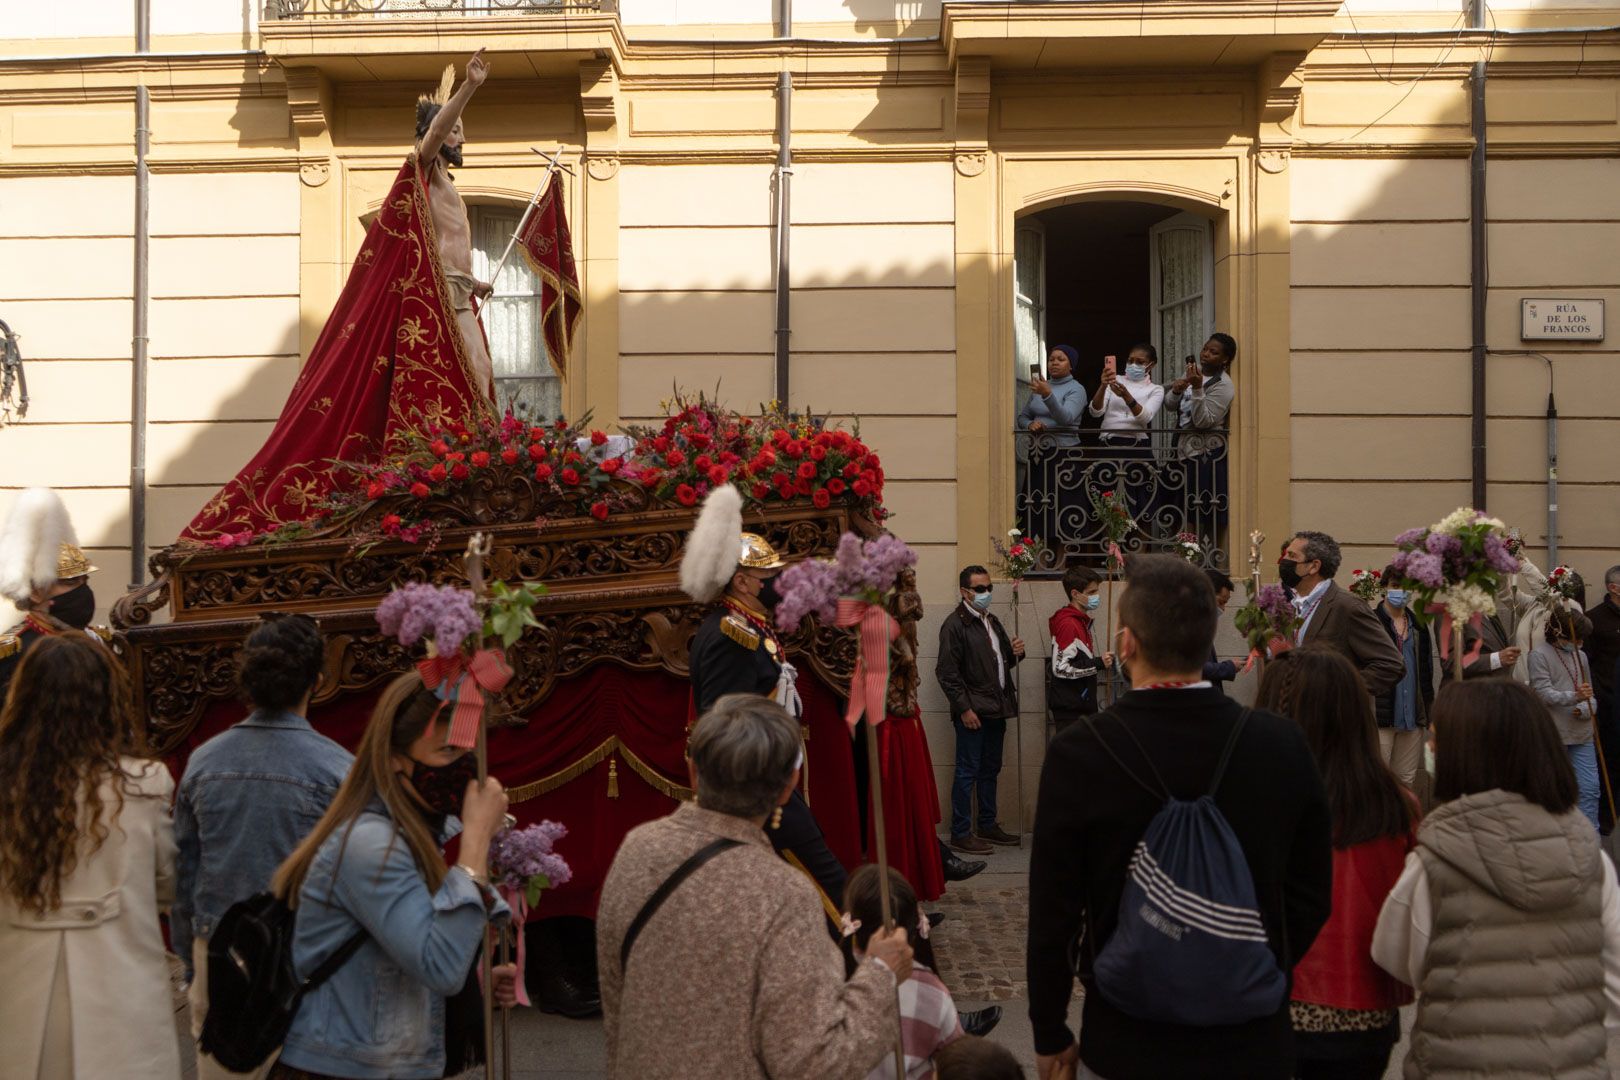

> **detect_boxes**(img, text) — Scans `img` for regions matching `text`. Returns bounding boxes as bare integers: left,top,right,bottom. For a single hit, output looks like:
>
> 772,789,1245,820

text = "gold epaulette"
0,632,19,660
720,614,761,651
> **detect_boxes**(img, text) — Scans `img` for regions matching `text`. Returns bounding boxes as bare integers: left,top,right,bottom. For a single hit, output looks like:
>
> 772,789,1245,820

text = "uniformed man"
681,488,848,921
0,489,104,699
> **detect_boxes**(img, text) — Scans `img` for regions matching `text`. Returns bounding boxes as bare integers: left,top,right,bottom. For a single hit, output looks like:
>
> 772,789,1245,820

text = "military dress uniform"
690,598,848,923
0,542,102,702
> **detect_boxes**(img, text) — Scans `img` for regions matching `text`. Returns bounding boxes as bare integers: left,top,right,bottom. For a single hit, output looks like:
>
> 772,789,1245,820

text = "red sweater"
1290,827,1417,1011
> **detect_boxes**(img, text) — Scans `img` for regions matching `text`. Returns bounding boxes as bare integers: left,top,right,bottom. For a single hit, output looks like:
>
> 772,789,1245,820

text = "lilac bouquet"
376,583,482,654
1232,583,1301,655
774,532,917,632
1388,507,1521,625
489,820,572,907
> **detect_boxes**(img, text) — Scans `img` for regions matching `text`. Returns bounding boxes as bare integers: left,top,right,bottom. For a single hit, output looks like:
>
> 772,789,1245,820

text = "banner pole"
487,148,566,287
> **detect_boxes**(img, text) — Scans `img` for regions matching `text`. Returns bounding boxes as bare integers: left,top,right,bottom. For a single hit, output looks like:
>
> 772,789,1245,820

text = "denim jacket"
279,805,509,1079
173,709,353,975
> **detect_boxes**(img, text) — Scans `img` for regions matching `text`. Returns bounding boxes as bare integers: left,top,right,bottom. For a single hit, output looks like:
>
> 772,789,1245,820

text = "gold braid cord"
505,736,692,804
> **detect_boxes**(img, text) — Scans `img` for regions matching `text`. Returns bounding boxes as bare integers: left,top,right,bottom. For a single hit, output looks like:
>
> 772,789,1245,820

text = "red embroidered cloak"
180,156,495,543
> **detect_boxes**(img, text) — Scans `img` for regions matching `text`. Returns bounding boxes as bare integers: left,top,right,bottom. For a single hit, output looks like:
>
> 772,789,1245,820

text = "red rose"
708,465,728,486
842,462,861,479
1011,544,1025,556
756,449,777,468
555,418,568,430
783,440,804,460
827,477,846,495
601,457,623,475
590,501,610,521
590,430,608,446
676,484,698,507
772,429,790,447
809,445,827,462
450,463,469,480
501,447,520,465
719,451,739,466
561,467,581,486
366,480,387,500
565,450,584,465
666,449,687,466
381,514,402,532
689,431,712,449
639,469,662,488
446,452,465,463
794,477,812,496
852,479,871,497
752,483,771,500
410,482,431,499
427,463,448,483
694,454,713,472
528,443,546,462
796,461,817,480
470,451,490,468
530,426,548,441
812,489,831,509
534,463,554,481
653,435,671,453
430,439,450,457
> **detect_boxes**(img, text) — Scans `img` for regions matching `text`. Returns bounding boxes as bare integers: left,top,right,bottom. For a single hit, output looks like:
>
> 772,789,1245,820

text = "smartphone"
1029,362,1042,381
1103,355,1117,377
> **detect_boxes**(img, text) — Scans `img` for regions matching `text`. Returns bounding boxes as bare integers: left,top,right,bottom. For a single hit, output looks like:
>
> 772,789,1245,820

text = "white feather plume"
680,485,743,603
0,488,77,606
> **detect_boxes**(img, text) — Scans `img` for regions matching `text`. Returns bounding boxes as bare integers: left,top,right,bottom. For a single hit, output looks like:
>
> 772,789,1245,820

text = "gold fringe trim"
719,617,759,651
507,736,694,804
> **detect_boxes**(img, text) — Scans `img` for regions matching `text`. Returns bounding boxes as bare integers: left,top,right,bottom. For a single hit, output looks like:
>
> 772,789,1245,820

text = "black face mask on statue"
408,752,478,818
50,583,96,630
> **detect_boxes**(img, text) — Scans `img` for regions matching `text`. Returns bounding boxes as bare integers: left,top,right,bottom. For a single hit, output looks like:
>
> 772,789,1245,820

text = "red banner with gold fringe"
515,172,582,381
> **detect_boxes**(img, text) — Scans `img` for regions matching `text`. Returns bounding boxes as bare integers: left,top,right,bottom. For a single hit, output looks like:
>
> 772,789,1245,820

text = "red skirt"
866,709,945,902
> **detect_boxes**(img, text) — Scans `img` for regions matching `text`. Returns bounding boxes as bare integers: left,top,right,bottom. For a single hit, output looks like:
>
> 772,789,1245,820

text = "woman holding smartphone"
1086,344,1164,525
1018,344,1086,447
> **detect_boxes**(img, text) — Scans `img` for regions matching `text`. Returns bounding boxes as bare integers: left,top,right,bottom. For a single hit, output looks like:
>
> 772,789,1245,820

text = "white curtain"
472,207,562,420
1013,223,1045,451
1155,225,1206,383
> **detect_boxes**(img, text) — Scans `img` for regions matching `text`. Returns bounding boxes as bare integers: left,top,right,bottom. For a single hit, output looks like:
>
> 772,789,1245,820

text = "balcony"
265,0,611,18
260,0,623,82
1015,426,1231,575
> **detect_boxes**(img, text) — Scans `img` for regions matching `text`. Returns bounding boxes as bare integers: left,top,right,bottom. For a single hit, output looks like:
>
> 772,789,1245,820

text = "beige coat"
597,802,898,1080
0,758,181,1080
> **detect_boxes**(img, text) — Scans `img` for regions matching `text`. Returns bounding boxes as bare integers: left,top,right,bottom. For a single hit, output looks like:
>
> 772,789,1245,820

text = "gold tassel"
607,755,619,799
770,806,783,830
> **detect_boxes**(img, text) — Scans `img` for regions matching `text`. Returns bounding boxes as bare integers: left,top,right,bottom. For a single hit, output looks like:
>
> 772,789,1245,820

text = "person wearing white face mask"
936,567,1026,855
1087,342,1165,450
1374,565,1435,788
1048,566,1116,729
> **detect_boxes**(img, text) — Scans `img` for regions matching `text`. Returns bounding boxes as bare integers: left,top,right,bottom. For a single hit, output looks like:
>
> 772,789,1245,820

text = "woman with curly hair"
0,633,181,1079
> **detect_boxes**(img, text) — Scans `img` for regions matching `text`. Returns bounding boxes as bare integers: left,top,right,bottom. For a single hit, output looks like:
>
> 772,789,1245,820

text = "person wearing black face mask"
0,487,106,699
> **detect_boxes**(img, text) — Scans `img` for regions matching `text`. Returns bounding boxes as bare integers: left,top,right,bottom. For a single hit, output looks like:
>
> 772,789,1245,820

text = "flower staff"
373,537,545,1079
991,527,1047,834
1387,508,1522,681
775,530,918,1080
1091,489,1134,705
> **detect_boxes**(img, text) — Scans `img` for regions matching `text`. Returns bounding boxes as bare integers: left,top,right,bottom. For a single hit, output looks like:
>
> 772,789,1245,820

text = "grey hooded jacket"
1406,789,1607,1079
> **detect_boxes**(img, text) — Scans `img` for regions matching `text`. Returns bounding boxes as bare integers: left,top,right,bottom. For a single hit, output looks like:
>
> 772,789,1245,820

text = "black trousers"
769,789,847,917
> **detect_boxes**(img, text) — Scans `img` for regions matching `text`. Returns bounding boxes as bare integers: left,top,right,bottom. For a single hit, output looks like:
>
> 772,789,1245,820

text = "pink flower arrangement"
774,532,917,632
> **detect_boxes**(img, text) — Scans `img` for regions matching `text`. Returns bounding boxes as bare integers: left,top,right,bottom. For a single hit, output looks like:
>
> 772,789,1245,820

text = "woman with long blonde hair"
268,670,515,1080
0,634,181,1079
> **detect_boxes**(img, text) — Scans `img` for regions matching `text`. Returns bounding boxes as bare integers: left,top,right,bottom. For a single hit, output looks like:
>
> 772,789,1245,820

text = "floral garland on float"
198,394,888,552
1386,507,1522,679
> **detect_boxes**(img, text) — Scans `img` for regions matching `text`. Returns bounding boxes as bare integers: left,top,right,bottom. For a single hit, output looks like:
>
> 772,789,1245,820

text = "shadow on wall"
840,0,939,36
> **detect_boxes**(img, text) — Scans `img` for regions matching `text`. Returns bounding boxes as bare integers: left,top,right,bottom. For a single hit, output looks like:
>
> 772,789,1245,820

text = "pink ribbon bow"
835,598,902,736
497,883,532,1006
1427,606,1485,668
416,647,513,749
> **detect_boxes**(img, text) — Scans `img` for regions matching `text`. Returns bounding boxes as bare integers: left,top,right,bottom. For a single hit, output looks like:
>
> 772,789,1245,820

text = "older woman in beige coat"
0,635,181,1080
598,693,913,1080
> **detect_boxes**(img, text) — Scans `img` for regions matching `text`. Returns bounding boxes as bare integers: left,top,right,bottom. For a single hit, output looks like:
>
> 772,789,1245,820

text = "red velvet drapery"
166,664,863,919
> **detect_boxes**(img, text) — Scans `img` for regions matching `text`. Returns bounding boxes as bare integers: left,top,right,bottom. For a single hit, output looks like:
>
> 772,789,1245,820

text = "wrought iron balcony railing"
1014,426,1231,575
264,0,609,19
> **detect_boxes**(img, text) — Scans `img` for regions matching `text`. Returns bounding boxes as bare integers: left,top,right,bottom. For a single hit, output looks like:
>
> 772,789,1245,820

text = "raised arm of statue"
419,50,489,164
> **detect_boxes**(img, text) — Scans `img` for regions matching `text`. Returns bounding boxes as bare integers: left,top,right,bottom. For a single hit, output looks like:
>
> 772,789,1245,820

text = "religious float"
110,399,927,919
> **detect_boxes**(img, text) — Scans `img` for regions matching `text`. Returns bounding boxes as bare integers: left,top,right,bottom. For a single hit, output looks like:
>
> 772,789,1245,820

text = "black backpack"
197,891,366,1071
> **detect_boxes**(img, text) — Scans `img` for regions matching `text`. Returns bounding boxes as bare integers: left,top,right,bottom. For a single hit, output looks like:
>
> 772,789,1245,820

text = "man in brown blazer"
1282,531,1406,697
